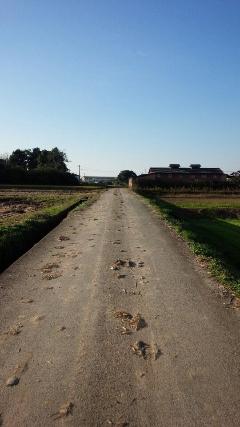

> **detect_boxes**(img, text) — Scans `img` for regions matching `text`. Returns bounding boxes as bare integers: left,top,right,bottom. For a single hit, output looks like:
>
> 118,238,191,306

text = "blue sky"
0,0,240,176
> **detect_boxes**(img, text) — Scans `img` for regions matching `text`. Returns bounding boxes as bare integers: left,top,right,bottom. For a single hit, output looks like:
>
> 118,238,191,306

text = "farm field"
0,184,104,191
161,196,240,209
137,191,240,295
0,188,101,271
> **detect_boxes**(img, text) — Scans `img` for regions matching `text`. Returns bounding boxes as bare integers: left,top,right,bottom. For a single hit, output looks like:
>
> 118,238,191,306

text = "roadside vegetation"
0,188,101,272
136,189,240,296
117,170,137,186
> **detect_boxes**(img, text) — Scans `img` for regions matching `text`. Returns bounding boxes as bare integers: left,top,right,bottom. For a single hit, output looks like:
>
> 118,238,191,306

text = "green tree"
9,149,30,169
50,147,68,171
0,153,9,168
8,147,69,175
37,148,68,171
28,147,41,170
117,170,137,183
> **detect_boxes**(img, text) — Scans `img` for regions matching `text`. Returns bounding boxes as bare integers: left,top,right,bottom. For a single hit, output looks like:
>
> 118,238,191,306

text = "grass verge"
136,191,240,296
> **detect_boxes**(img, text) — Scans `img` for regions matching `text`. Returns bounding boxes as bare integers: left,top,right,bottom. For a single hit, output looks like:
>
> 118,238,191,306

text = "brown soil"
0,199,41,218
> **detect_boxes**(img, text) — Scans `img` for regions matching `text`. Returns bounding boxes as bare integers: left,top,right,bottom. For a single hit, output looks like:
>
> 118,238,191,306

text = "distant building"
82,176,115,184
73,174,81,183
129,164,226,187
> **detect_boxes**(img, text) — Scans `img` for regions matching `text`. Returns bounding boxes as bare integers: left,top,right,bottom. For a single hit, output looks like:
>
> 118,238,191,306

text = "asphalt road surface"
0,189,239,427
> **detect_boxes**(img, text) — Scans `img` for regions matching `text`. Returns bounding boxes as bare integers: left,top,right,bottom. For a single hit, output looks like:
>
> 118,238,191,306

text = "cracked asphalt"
0,188,239,426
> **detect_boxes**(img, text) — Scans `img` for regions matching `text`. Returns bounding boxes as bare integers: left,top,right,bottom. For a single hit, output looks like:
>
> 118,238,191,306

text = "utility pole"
78,165,81,182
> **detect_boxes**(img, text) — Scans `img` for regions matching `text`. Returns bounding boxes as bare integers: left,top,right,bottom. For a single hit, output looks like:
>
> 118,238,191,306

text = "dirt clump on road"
6,375,20,387
114,310,132,320
41,262,60,272
41,262,62,280
110,259,126,270
114,311,146,332
58,235,70,241
51,401,74,420
130,341,161,360
4,322,23,336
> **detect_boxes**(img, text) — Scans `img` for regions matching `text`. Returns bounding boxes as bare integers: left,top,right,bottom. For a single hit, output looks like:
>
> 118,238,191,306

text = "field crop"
0,188,101,271
137,190,240,295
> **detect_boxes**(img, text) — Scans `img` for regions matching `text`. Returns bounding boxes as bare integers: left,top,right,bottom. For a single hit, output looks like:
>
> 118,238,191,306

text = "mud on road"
0,189,239,426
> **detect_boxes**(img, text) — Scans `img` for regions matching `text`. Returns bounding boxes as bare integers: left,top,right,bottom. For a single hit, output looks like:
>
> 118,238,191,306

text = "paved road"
0,189,239,426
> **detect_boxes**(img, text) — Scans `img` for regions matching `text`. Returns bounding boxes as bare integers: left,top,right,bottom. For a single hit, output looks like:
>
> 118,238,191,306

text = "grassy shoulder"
0,190,101,272
136,191,240,296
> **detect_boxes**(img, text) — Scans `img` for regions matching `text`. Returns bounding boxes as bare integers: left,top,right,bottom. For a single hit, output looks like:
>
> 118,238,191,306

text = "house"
130,164,226,187
82,176,115,184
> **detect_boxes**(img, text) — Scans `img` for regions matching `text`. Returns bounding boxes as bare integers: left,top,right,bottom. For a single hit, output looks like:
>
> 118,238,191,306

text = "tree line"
0,148,78,185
